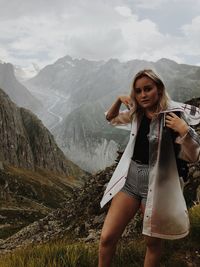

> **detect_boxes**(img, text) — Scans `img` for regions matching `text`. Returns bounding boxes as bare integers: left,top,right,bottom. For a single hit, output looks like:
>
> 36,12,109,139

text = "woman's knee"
99,231,119,248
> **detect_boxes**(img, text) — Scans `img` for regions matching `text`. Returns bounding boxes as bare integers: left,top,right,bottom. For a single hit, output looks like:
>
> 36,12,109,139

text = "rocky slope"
0,166,77,240
0,162,117,252
0,125,199,254
0,62,41,111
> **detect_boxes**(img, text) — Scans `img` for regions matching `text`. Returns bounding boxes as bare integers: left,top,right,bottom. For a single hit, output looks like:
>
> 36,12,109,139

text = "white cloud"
134,0,168,9
133,0,200,10
181,16,200,55
0,47,10,62
115,6,132,17
0,0,200,68
0,1,128,66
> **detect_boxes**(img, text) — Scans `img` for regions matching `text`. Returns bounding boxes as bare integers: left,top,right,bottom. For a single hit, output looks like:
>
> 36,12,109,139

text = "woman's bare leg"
98,191,141,267
140,203,163,267
144,236,163,267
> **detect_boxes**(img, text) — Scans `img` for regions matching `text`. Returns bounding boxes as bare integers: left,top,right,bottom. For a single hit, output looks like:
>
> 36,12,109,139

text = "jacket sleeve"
175,127,200,162
105,109,132,131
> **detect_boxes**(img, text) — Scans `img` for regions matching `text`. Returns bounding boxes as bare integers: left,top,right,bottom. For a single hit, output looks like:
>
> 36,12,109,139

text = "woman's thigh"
101,191,141,242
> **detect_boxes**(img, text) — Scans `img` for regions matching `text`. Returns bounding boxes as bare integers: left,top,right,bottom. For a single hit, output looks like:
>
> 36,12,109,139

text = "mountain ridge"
25,56,200,172
0,87,85,177
0,62,41,111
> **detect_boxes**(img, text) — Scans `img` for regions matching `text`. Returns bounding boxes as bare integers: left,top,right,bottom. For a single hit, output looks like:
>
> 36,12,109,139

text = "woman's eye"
135,89,142,94
144,86,152,92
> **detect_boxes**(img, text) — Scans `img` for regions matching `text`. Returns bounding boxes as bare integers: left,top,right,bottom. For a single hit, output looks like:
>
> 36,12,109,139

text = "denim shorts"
120,160,149,205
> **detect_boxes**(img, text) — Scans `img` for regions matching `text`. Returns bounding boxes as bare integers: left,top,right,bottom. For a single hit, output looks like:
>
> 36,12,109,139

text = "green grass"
0,239,195,267
0,242,99,267
0,204,199,267
0,240,145,267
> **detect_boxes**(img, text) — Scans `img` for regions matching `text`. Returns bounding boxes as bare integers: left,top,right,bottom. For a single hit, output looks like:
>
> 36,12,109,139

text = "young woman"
98,69,200,267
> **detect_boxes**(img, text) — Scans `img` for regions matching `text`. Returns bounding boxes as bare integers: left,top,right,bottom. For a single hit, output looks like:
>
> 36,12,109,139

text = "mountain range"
23,56,200,172
1,55,200,172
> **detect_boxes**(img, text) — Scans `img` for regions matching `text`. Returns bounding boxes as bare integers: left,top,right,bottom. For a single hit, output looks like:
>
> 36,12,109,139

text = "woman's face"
134,76,160,111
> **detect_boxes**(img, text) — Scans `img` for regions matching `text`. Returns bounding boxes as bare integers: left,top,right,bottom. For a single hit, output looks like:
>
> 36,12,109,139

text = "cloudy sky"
0,0,200,70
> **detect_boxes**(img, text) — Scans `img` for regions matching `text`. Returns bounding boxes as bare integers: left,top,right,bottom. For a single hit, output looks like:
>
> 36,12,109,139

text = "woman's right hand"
118,95,133,110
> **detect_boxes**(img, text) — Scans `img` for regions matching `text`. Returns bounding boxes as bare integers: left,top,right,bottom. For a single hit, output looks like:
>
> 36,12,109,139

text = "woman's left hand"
165,112,189,137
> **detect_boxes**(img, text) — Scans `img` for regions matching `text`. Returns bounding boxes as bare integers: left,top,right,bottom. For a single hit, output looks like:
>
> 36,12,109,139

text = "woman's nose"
141,90,147,97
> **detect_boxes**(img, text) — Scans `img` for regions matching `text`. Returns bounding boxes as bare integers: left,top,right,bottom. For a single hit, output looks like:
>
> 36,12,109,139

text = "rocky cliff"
0,88,84,177
0,87,87,241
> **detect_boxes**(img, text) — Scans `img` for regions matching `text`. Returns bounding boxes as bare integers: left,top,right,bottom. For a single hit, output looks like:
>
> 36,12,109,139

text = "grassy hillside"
0,164,82,239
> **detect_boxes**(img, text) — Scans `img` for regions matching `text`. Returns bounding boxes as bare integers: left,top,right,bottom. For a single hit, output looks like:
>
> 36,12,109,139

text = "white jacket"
100,100,200,240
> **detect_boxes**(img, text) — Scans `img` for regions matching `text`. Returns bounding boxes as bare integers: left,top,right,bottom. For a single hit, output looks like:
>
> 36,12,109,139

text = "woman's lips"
141,100,149,103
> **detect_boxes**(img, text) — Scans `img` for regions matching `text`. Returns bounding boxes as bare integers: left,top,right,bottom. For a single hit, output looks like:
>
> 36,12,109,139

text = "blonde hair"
129,69,170,119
